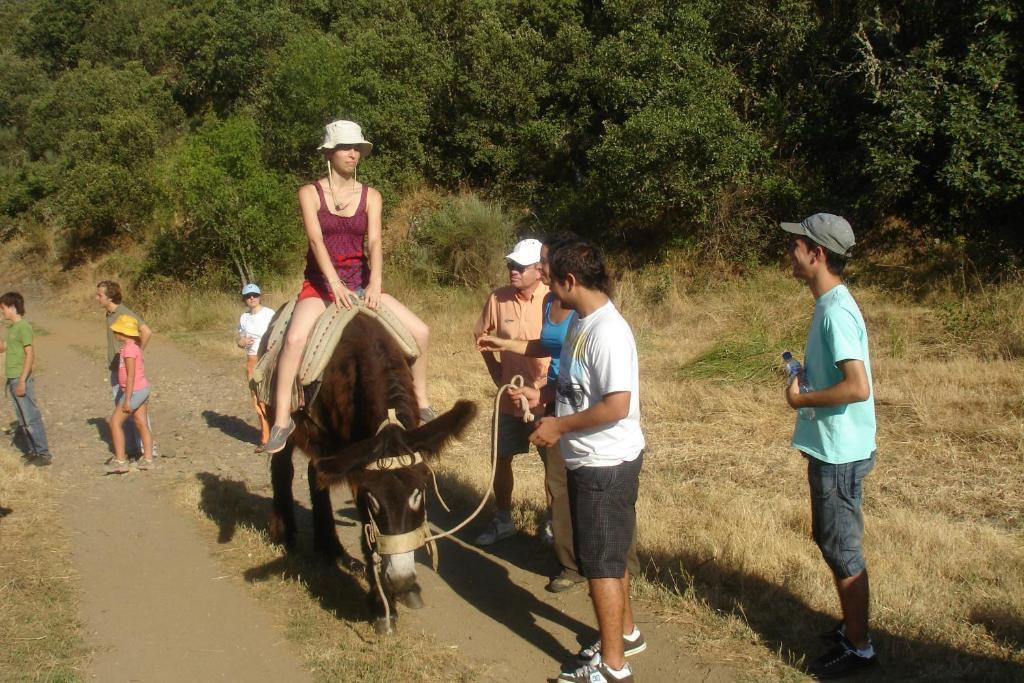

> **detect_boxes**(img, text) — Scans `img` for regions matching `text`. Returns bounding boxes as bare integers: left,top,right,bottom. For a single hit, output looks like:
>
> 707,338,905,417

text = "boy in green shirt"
1,292,52,466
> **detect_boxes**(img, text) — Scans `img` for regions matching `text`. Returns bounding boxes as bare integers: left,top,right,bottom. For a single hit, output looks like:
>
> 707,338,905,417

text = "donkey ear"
405,400,477,458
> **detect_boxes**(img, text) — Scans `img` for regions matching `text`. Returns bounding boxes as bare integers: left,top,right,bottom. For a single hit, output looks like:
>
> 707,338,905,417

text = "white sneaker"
474,517,516,545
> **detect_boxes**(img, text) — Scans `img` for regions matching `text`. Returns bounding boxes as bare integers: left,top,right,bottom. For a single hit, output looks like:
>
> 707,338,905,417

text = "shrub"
392,193,517,289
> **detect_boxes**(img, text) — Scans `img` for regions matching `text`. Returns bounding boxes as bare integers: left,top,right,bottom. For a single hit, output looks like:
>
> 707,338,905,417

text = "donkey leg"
308,462,365,574
269,446,297,549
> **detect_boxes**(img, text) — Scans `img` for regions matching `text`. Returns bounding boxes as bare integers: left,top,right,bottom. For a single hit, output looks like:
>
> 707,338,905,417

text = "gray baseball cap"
780,213,855,256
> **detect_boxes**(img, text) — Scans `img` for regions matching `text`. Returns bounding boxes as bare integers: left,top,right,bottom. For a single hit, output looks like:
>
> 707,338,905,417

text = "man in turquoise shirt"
781,213,877,679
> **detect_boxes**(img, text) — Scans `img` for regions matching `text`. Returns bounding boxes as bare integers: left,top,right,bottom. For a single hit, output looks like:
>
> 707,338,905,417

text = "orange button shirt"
474,284,551,416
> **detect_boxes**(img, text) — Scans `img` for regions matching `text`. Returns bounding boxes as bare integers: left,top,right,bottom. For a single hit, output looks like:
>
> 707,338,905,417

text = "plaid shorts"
567,452,643,579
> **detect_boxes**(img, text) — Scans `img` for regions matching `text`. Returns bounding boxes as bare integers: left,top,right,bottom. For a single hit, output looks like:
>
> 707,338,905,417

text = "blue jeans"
806,451,876,579
6,377,50,457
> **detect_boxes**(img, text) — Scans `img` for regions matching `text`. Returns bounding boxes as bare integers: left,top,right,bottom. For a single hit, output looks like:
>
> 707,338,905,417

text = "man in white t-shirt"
238,283,275,449
525,239,645,683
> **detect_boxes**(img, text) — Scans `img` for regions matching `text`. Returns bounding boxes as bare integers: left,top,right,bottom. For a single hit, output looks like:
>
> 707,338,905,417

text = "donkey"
268,313,475,633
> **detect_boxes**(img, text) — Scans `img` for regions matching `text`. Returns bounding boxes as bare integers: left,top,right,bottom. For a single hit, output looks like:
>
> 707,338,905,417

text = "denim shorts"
806,451,876,579
115,386,151,411
567,452,643,579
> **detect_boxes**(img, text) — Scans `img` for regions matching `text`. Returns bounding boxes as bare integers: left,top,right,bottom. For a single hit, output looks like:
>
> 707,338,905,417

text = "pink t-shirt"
117,341,149,391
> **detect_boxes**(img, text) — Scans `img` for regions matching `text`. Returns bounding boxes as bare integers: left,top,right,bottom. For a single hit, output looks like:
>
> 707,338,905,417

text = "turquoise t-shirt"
4,319,33,379
539,293,576,383
792,284,876,464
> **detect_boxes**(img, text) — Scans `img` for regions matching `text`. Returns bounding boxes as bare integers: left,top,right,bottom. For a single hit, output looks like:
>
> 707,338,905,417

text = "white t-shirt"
555,300,645,468
238,307,275,356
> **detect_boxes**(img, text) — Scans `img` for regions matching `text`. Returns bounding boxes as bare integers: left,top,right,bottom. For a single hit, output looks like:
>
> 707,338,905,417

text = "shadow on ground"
202,410,259,445
412,474,592,662
86,417,112,453
337,502,593,664
969,605,1024,654
644,545,1023,680
410,469,1023,680
6,423,31,457
194,471,367,625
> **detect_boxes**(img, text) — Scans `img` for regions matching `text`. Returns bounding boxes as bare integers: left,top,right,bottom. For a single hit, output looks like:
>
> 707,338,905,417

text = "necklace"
327,164,358,213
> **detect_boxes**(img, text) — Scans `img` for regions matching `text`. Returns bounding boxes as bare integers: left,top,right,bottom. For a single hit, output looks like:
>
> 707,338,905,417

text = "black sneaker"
558,660,633,683
575,629,647,665
28,454,52,467
820,621,845,644
808,637,877,679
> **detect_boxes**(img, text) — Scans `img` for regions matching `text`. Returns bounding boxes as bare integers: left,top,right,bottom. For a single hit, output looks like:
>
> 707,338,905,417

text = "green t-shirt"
791,284,877,464
4,319,33,379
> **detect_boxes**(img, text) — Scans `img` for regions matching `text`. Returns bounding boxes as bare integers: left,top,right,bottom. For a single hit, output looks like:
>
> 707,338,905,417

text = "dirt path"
31,309,311,682
27,305,734,682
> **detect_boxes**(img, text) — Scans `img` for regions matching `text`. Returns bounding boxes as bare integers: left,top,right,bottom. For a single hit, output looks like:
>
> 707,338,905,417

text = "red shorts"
297,279,334,301
296,280,372,302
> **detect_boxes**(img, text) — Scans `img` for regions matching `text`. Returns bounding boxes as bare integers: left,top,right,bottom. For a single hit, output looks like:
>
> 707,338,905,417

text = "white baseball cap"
505,239,542,266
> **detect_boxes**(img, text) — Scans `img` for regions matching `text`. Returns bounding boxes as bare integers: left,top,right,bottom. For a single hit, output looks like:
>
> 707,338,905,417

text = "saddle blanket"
251,294,420,413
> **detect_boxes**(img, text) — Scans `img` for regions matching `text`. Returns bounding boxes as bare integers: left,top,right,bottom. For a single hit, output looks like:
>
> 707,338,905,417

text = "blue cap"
241,283,261,296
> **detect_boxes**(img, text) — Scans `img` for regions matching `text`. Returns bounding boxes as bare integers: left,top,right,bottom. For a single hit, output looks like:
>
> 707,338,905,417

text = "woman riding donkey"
264,120,434,454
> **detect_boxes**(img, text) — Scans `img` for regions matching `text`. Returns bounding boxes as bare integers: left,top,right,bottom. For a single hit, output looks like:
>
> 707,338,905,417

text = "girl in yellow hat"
108,314,154,473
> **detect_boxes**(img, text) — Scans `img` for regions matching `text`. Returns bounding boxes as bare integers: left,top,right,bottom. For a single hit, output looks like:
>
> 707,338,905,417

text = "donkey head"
313,400,476,592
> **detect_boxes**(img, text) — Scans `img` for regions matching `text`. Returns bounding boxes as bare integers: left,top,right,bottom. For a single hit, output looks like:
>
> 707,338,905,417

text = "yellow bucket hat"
110,314,140,338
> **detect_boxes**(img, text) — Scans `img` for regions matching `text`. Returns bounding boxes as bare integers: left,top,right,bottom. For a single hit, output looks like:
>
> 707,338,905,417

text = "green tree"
151,113,304,285
13,0,98,72
18,62,181,258
141,0,306,115
859,4,1023,245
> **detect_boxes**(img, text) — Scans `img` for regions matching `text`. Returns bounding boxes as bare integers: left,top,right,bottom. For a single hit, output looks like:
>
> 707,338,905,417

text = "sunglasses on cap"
243,293,260,299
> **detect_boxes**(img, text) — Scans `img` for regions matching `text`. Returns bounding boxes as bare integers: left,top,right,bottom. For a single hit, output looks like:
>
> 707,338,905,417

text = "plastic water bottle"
782,352,815,420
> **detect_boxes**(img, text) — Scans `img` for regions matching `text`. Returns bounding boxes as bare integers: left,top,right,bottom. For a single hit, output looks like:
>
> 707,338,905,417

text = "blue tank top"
539,293,576,382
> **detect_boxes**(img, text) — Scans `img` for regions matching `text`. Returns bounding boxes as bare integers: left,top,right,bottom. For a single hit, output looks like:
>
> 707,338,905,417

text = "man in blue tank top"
781,213,878,679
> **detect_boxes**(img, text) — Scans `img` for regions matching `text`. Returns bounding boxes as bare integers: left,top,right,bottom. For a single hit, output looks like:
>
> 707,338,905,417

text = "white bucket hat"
318,120,373,156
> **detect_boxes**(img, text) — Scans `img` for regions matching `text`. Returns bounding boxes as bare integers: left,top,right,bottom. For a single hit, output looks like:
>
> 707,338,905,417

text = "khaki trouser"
541,442,639,578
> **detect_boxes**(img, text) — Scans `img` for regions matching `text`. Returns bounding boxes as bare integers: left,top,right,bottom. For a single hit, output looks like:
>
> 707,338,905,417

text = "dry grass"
0,444,87,682
398,263,1024,680
10,240,1021,680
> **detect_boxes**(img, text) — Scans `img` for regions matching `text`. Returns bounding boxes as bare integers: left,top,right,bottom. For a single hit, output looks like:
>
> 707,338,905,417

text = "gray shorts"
497,412,537,459
806,451,876,579
567,452,643,579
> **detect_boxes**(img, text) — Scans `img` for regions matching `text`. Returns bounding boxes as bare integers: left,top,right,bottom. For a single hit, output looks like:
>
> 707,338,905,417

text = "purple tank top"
303,182,371,291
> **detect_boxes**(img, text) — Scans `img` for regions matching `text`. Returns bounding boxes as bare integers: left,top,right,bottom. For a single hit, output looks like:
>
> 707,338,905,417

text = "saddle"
251,294,420,414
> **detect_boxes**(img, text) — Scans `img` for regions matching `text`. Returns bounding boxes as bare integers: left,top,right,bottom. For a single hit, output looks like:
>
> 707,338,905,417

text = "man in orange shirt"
473,239,550,545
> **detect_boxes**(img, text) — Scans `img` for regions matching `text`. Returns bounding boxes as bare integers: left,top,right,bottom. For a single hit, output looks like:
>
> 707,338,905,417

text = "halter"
360,408,439,627
356,379,531,630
